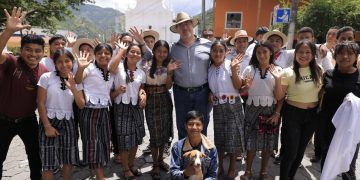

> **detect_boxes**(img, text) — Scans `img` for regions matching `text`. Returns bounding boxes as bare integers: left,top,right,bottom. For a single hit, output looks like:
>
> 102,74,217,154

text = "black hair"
94,43,113,57
333,41,360,68
123,43,143,84
293,40,322,85
79,43,93,51
329,26,340,30
185,110,204,124
149,40,171,79
53,49,75,64
209,40,228,65
20,34,45,49
298,27,315,37
255,26,269,36
336,26,355,40
120,32,133,42
249,41,275,67
49,34,66,45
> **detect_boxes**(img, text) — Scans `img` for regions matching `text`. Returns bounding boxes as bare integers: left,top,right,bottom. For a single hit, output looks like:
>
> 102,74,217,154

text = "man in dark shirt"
0,7,48,179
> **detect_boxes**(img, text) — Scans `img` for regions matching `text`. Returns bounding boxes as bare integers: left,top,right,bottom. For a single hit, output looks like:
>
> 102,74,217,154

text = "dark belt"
0,114,36,123
173,83,208,93
145,85,168,94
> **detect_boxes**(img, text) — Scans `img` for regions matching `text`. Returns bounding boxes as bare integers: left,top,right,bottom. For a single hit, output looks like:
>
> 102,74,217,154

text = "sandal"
158,161,170,172
260,171,270,180
150,165,161,180
123,169,136,180
130,165,142,176
240,171,252,180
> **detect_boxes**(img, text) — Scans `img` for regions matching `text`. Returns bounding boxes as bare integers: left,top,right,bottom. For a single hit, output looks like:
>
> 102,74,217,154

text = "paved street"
2,103,360,179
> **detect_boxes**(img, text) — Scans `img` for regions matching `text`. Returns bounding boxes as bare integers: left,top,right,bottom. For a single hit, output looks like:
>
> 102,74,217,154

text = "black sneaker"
273,154,281,165
143,144,151,154
310,155,321,163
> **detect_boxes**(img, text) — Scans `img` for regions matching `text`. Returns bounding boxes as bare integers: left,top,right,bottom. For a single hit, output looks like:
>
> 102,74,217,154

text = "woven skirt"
213,99,245,153
79,107,111,169
244,103,278,151
39,117,79,171
145,92,173,148
114,103,145,151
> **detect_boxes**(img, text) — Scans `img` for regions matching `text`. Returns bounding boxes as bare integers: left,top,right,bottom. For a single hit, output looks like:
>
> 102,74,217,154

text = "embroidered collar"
95,61,110,81
182,134,215,152
56,71,68,90
127,67,137,82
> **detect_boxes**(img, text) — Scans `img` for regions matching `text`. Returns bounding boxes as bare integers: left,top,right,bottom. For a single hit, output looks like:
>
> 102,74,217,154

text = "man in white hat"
170,12,212,140
227,30,253,75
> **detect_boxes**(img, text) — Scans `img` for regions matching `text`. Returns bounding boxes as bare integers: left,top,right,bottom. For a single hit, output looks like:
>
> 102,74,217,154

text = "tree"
297,0,360,43
0,0,94,33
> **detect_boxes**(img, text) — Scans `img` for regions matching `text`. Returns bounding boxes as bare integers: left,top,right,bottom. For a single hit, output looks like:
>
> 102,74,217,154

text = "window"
225,12,242,29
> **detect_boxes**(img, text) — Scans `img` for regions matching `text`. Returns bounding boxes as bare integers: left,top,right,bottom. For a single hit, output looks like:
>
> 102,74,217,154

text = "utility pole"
286,0,299,49
201,0,206,32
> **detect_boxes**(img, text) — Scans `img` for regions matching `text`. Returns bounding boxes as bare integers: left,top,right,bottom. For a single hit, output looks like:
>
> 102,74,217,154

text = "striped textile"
39,117,79,171
114,103,145,151
79,108,111,169
213,98,245,153
145,91,173,148
244,103,278,151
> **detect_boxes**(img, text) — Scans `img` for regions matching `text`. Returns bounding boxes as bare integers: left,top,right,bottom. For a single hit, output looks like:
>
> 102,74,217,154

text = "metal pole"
202,0,206,32
286,0,299,49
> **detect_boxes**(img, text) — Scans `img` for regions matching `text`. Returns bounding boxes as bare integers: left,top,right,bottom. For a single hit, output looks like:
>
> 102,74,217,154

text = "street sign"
275,8,291,24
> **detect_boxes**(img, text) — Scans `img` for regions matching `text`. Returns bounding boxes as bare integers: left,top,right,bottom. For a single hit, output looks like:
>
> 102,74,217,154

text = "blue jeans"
173,85,211,140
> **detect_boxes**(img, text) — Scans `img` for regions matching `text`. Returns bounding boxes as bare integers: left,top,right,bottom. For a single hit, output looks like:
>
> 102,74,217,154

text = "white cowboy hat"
72,38,95,56
143,29,160,42
170,12,199,33
263,30,288,48
230,30,253,45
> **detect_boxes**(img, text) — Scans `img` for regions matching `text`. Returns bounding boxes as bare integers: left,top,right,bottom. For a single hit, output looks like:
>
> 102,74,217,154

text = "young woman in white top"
208,41,244,179
37,49,85,180
109,43,147,179
74,43,118,180
240,41,283,180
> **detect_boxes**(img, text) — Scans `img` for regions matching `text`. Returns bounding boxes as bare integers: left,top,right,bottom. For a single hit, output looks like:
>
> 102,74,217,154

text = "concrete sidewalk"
2,109,360,179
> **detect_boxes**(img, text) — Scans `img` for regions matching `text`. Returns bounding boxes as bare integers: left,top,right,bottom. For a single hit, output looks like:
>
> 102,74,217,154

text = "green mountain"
56,4,125,41
193,8,214,34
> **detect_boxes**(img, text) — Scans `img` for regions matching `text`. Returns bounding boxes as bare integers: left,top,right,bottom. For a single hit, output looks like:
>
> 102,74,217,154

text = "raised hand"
129,26,145,45
25,30,36,35
231,53,244,75
115,41,129,50
268,64,281,79
75,51,92,69
92,38,101,47
167,59,181,73
65,32,77,47
64,72,77,91
221,32,231,42
242,74,253,90
110,33,121,48
4,7,31,32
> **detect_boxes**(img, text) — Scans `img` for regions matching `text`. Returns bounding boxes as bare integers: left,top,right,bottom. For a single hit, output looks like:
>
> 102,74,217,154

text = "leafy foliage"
0,0,94,33
297,0,360,43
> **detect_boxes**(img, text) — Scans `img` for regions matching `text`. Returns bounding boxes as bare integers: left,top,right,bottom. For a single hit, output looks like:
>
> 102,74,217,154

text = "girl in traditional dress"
37,49,85,180
240,41,282,180
208,40,244,179
109,43,147,179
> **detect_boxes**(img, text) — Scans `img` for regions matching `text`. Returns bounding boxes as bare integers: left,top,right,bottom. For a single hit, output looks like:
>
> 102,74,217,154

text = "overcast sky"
89,0,213,15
